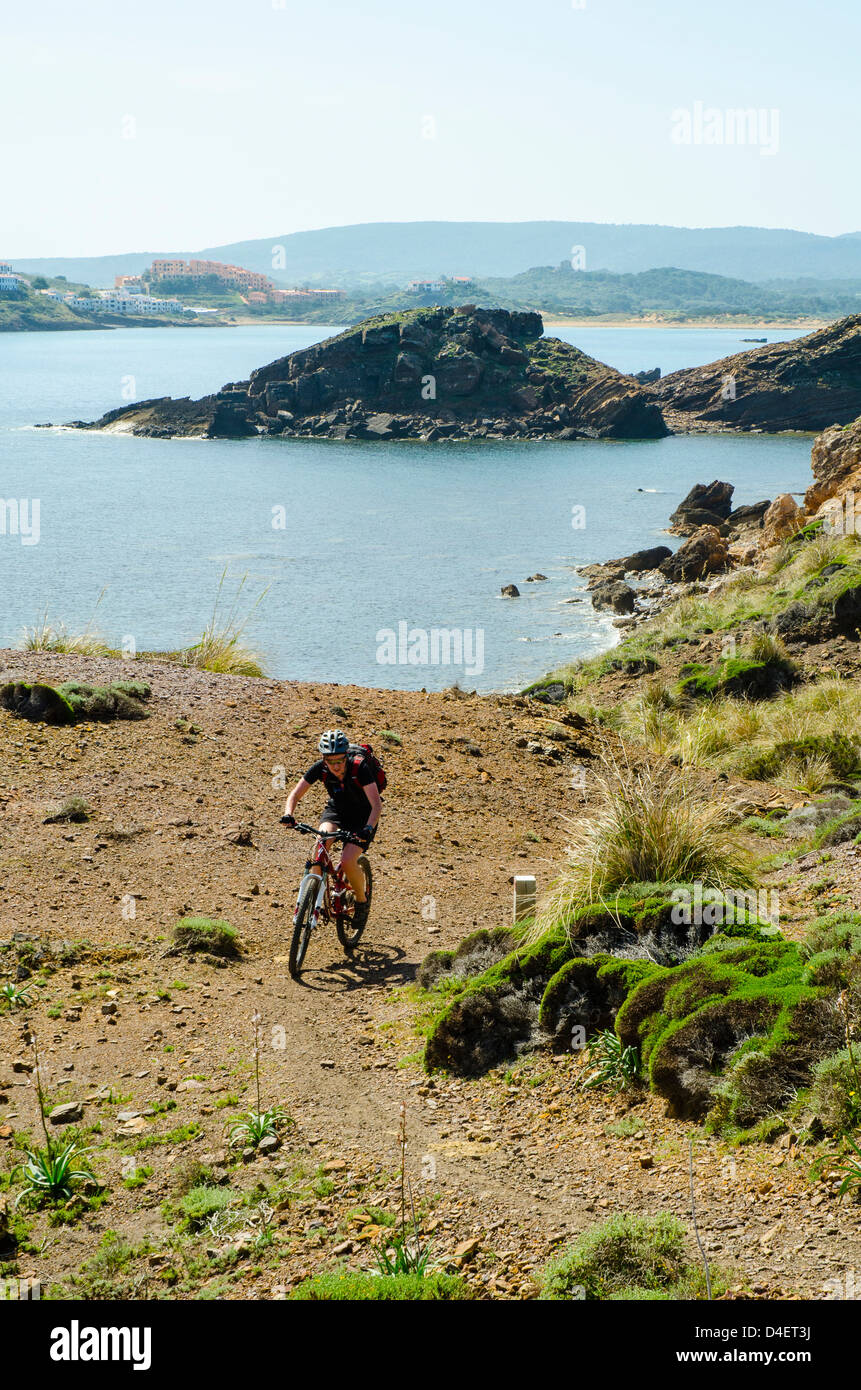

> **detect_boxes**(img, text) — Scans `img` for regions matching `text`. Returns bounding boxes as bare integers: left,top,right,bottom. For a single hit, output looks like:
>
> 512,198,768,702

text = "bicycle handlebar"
282,819,365,846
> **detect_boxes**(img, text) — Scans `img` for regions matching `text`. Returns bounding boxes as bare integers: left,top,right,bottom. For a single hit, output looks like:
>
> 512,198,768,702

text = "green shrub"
809,1047,861,1135
289,1271,470,1300
57,680,151,721
536,1214,690,1300
740,733,861,783
172,917,240,957
173,1184,232,1232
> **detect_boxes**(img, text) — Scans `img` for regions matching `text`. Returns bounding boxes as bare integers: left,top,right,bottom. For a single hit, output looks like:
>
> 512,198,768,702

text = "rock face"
669,480,735,535
77,307,668,442
806,413,861,517
651,315,861,432
759,494,805,548
590,578,636,614
658,525,731,582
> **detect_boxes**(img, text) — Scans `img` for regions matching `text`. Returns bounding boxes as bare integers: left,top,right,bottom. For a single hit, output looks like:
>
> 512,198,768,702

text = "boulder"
806,413,861,518
725,500,771,530
669,481,734,534
659,526,731,582
501,584,520,598
590,579,636,614
617,545,673,573
759,494,804,548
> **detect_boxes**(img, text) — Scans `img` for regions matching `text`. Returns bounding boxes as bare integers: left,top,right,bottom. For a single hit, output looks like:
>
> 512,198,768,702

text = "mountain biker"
281,730,381,929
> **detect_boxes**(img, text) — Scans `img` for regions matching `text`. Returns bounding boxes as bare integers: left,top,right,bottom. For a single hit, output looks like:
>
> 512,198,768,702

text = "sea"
0,322,814,692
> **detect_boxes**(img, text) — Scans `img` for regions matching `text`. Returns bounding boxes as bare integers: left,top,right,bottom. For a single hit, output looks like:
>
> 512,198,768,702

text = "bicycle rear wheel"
336,855,373,953
289,875,319,978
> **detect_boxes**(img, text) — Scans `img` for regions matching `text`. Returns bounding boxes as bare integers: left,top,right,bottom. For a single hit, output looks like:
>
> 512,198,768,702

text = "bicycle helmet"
318,729,349,755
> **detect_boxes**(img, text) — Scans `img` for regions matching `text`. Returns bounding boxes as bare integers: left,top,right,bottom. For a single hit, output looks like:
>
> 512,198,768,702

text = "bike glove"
281,814,296,827
360,823,376,843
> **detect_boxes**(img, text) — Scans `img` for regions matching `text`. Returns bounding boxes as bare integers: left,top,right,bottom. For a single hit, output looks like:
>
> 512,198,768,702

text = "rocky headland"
651,315,861,433
73,306,667,443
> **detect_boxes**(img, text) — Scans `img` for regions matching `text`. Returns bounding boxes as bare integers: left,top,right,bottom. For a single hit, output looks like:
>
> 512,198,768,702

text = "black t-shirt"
303,755,376,825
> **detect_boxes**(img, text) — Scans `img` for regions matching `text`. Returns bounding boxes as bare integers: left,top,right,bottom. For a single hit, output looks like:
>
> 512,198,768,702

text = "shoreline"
542,317,826,331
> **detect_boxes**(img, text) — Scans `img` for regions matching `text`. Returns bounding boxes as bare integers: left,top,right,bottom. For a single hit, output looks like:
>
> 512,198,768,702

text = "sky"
3,0,860,256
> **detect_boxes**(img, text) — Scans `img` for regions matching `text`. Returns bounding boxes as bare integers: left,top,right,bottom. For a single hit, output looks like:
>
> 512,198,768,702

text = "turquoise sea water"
0,323,812,691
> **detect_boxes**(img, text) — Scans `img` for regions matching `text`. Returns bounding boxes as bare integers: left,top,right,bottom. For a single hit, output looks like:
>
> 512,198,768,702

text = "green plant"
12,1031,99,1207
226,1013,291,1149
43,796,92,824
834,1132,861,1199
21,591,109,656
530,757,753,940
172,917,239,957
536,1213,693,1299
289,1271,469,1300
371,1101,436,1277
180,568,269,676
579,1029,642,1093
0,981,35,1008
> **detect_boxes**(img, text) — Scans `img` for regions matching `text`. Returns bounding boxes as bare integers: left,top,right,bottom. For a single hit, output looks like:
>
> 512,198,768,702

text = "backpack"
348,743,387,793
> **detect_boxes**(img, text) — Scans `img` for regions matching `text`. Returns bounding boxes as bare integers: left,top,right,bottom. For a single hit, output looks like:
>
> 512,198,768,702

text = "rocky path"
0,653,857,1298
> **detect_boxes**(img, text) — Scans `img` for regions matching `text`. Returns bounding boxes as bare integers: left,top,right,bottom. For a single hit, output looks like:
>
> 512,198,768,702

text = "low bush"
536,1214,704,1300
289,1271,470,1300
172,917,240,957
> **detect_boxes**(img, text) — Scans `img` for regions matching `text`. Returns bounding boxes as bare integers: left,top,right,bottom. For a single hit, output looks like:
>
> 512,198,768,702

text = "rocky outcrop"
759,494,805,548
805,414,861,517
658,525,731,582
74,307,668,443
669,480,734,535
650,315,861,432
590,578,636,614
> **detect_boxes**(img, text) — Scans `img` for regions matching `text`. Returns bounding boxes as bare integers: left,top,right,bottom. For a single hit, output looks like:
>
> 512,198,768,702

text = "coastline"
541,316,827,331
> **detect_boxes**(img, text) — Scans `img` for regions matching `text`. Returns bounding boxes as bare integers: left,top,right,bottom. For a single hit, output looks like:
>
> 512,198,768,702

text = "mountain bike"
283,822,373,978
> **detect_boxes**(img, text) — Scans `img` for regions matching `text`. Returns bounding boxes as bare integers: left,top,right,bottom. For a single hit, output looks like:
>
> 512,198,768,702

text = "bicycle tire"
289,874,319,978
336,855,373,953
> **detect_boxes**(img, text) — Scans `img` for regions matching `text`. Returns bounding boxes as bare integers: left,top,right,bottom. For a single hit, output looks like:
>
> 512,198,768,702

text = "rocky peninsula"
72,306,668,441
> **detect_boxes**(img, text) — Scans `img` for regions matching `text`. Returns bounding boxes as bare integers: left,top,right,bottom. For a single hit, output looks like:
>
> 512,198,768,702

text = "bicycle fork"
294,869,328,929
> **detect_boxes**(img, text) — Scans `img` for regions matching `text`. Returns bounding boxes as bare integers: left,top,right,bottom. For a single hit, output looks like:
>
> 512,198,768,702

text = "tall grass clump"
180,569,270,677
529,756,753,940
21,590,109,656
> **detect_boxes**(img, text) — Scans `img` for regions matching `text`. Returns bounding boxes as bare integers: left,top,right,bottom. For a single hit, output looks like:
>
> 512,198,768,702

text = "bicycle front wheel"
289,875,319,978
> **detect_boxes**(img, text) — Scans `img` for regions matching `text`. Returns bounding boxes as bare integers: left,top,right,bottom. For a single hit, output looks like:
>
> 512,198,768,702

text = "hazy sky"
3,0,859,256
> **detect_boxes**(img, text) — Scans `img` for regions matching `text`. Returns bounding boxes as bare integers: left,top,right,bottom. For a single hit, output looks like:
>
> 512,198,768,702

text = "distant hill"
254,265,861,326
9,221,861,288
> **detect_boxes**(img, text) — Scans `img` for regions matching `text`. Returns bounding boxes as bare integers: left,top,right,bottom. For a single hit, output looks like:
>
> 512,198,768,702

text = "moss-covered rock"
678,654,796,701
421,887,772,1078
416,926,518,990
424,933,572,1075
57,680,151,721
538,954,661,1050
0,681,75,724
0,679,151,724
617,938,841,1124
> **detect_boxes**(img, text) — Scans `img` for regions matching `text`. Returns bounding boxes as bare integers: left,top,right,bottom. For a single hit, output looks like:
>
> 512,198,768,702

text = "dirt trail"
0,652,857,1298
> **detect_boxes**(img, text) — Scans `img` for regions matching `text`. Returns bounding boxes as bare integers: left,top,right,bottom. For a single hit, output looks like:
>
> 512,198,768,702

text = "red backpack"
348,743,387,793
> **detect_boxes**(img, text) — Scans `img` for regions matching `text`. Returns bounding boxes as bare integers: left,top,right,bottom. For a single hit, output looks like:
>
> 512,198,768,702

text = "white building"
64,291,184,316
0,263,30,294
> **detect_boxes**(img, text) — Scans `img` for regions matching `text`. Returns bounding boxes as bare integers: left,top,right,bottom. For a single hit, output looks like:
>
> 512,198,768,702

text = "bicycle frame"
292,828,353,930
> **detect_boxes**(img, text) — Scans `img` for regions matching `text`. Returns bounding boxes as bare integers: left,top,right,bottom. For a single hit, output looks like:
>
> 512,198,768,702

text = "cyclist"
281,730,381,930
